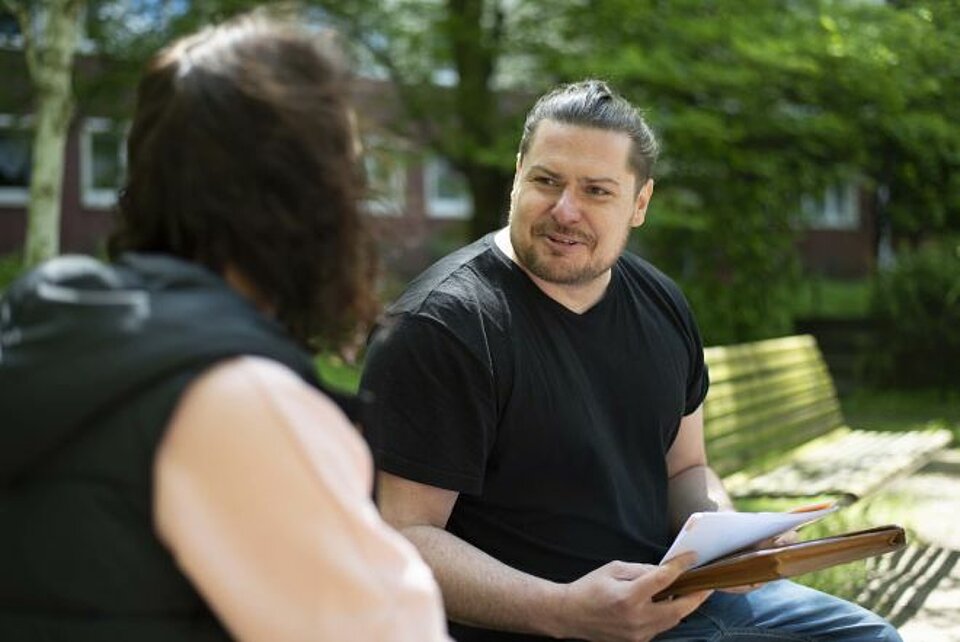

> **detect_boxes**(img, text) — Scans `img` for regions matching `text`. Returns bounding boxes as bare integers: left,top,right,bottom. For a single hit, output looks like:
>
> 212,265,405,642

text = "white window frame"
0,7,94,52
0,114,31,207
79,117,126,210
801,181,860,231
0,9,23,50
425,156,471,220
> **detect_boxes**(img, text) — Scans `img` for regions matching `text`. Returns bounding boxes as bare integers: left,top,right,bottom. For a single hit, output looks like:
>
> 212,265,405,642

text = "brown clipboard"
654,524,906,600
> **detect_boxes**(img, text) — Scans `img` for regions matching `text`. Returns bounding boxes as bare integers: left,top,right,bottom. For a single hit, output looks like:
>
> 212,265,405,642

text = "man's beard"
512,221,623,286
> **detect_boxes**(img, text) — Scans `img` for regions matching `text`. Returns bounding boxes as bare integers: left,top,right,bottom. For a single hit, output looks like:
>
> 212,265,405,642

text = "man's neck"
493,228,611,315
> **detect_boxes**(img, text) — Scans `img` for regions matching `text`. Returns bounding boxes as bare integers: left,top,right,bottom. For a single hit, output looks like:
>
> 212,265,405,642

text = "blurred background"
0,0,958,634
2,0,958,393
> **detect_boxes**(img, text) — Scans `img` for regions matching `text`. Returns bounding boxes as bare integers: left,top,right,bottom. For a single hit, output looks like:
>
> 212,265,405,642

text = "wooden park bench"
703,334,952,501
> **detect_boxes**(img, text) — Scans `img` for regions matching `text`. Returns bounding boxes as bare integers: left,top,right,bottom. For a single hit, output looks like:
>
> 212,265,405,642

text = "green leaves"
866,238,960,392
547,0,960,342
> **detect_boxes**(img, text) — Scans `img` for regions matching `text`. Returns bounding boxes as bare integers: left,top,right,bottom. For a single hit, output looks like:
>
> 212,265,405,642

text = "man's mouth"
546,234,581,246
536,226,592,248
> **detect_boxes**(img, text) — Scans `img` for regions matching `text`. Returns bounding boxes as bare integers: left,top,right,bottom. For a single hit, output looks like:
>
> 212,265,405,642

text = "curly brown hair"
108,16,376,350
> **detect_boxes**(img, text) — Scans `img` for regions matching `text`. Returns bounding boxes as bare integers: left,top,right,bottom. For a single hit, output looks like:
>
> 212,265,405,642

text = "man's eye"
586,186,612,197
532,176,558,187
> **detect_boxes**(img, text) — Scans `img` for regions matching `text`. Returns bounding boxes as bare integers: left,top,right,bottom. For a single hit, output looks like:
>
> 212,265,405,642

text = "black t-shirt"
362,233,708,640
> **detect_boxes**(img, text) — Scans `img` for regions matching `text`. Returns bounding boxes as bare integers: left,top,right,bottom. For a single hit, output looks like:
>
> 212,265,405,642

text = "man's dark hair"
109,16,375,350
518,79,659,184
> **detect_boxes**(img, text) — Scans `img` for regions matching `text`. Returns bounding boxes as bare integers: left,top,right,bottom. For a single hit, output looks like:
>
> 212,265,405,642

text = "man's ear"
510,154,523,199
631,178,655,228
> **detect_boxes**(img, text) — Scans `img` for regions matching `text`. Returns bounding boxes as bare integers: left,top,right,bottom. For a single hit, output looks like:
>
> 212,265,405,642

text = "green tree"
547,0,845,342
313,0,542,240
3,0,86,267
2,0,280,267
549,0,960,342
866,237,960,395
846,0,960,249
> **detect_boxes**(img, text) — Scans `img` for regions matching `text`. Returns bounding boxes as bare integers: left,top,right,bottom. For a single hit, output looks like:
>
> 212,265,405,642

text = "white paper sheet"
660,502,839,568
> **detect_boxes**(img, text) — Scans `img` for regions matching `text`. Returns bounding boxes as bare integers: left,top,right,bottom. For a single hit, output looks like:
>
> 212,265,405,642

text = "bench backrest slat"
702,334,844,475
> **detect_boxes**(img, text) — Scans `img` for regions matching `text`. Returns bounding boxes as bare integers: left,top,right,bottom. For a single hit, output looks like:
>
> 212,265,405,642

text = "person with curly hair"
0,16,449,642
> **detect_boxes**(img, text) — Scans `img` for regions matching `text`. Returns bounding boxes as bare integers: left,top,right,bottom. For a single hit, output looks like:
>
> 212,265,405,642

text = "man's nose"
551,187,582,224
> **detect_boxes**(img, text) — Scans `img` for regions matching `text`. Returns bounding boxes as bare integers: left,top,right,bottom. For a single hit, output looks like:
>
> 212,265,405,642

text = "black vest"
0,254,350,641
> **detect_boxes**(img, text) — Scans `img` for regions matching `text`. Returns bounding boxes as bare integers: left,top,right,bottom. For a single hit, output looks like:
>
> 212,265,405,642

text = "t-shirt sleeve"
684,345,709,415
673,287,709,416
360,315,497,495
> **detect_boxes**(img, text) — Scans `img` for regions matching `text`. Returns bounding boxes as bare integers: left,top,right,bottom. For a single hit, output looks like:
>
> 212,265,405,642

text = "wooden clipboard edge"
654,524,906,601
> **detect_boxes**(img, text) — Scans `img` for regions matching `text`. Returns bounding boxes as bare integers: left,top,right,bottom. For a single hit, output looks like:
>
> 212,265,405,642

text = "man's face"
508,120,653,287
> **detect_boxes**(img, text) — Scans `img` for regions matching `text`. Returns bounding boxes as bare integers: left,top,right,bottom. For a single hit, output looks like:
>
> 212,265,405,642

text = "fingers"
658,551,699,579
651,587,713,631
662,551,698,572
774,530,799,546
751,536,776,550
668,588,712,611
753,529,798,550
631,552,698,599
606,560,659,581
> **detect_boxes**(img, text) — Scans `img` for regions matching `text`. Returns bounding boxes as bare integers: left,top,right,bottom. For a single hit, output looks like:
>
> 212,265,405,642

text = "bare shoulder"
158,355,371,502
182,355,312,400
175,356,345,427
160,355,361,472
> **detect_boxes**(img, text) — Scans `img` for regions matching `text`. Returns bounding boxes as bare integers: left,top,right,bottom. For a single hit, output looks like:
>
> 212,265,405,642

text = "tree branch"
321,4,444,151
2,0,37,77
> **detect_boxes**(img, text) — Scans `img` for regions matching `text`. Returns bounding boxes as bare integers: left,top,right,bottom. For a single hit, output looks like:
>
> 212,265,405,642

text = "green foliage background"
302,0,960,344
545,0,960,343
865,238,960,393
7,0,959,345
0,253,22,295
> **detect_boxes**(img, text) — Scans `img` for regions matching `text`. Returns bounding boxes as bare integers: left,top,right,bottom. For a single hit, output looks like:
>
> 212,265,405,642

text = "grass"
315,353,362,393
737,386,959,602
842,387,960,441
792,277,872,319
731,493,915,602
0,252,23,295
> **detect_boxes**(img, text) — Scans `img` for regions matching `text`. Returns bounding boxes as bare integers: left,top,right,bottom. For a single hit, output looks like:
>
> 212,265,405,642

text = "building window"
361,138,406,216
0,115,30,206
0,10,22,49
801,182,860,231
80,118,126,209
426,157,470,219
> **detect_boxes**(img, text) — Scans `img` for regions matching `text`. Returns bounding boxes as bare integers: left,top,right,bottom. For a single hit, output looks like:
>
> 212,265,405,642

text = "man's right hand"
550,552,710,642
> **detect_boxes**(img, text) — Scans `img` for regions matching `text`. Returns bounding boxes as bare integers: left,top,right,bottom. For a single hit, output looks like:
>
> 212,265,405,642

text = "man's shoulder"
387,234,509,320
373,234,514,364
616,251,695,319
618,251,682,291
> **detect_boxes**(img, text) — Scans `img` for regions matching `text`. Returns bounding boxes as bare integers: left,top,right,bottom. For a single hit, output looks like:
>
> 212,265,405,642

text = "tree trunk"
446,0,512,241
466,164,512,240
20,0,84,267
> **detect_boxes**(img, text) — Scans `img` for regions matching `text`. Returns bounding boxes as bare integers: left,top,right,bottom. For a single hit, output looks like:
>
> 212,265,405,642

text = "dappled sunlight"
787,450,960,640
899,568,960,642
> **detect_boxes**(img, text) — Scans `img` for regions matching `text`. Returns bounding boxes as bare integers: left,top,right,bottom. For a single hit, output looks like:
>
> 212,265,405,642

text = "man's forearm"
400,524,567,637
667,464,735,533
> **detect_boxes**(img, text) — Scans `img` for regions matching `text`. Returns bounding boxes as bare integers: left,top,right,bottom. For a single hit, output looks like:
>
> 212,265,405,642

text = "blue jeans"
653,581,901,641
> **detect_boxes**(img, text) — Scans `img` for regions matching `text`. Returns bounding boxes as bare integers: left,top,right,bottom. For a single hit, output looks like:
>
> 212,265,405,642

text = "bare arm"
154,357,450,642
666,404,788,593
665,404,735,534
377,472,563,633
378,470,711,642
